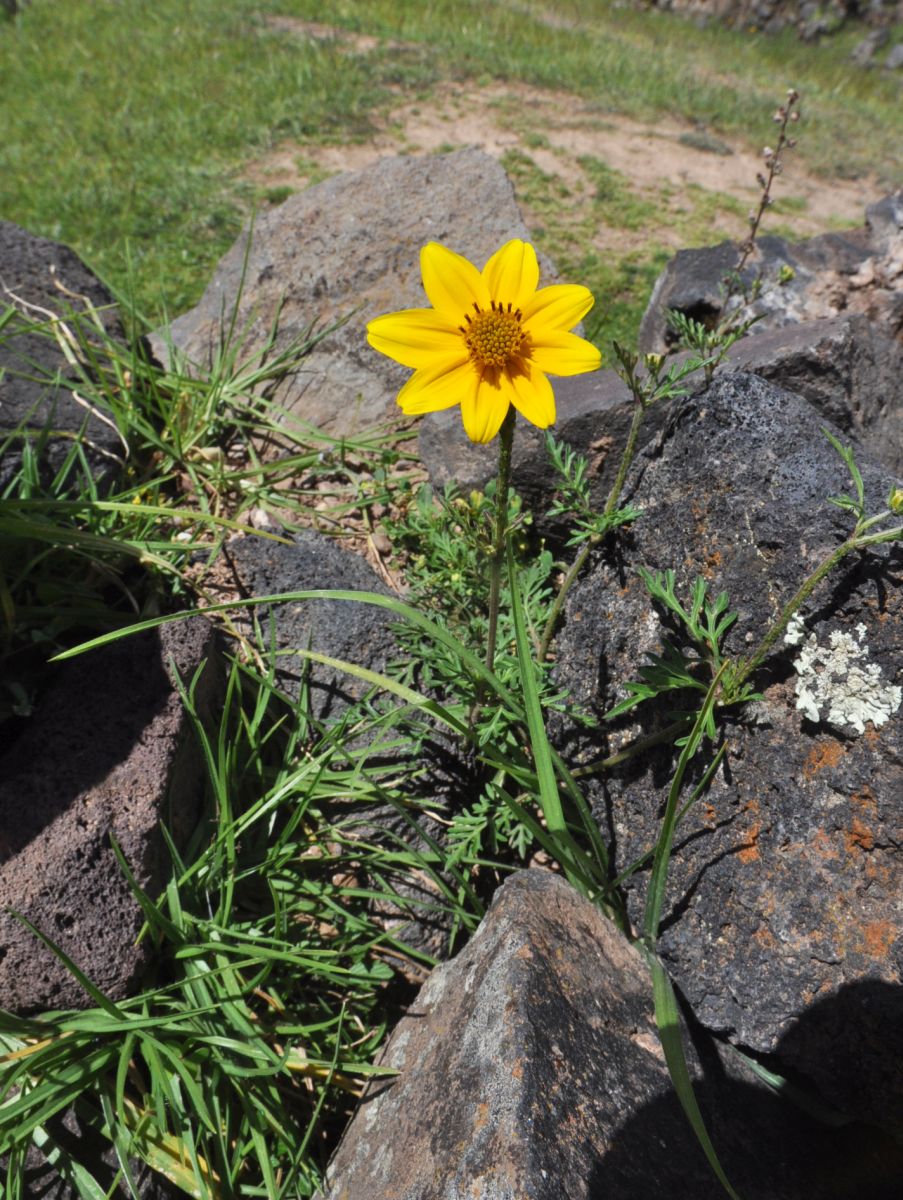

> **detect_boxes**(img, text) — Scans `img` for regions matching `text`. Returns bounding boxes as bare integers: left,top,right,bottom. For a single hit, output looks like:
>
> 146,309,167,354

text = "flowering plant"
367,239,600,443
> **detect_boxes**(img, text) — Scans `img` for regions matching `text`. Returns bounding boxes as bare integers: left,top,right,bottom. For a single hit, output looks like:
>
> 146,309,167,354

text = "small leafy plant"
667,88,802,385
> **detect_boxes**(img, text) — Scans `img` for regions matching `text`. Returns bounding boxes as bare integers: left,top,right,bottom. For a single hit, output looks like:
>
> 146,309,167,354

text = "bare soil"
242,74,881,254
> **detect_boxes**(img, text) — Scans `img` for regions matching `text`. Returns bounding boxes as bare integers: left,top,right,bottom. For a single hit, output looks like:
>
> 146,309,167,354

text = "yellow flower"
366,239,601,444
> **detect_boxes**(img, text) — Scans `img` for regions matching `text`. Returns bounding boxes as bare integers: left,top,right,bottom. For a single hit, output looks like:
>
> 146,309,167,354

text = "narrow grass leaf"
650,956,742,1200
28,1126,110,1200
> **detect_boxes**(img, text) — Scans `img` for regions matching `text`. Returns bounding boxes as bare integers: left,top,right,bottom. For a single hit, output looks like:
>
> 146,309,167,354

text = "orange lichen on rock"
809,828,839,861
752,924,777,950
851,785,878,817
845,817,875,855
738,820,762,864
802,738,845,779
858,919,896,959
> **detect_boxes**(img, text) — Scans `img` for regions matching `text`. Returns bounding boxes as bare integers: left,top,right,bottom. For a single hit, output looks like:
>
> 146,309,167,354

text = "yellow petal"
528,331,601,377
460,372,511,443
420,243,490,322
367,308,464,369
397,356,475,414
502,362,556,429
482,240,539,310
522,284,594,334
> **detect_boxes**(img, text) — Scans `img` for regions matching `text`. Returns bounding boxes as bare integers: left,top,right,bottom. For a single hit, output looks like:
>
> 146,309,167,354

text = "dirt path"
243,48,880,258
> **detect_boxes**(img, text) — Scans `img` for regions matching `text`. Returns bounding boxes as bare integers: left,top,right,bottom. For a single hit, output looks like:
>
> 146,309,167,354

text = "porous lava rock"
552,372,903,1132
721,312,903,477
151,149,550,437
0,220,128,493
214,529,469,960
638,191,903,355
217,529,397,718
419,307,903,532
318,869,902,1199
0,617,220,1013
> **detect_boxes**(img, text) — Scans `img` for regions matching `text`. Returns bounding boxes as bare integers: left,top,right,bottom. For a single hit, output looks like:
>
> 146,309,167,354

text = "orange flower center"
460,301,525,368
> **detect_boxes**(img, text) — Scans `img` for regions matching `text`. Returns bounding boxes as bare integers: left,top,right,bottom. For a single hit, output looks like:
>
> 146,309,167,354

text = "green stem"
644,663,728,946
537,397,648,662
485,407,517,675
733,536,857,691
570,718,693,778
735,520,903,692
537,537,594,662
604,395,646,519
470,406,516,727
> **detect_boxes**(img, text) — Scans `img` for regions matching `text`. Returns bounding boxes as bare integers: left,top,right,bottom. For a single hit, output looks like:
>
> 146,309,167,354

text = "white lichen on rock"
783,614,806,646
792,621,901,734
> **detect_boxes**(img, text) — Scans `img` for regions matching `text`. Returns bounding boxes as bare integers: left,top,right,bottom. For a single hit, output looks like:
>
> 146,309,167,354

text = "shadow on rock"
593,978,903,1200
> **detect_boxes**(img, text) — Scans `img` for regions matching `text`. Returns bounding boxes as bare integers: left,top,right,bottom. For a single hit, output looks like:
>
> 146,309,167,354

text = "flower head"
366,240,601,444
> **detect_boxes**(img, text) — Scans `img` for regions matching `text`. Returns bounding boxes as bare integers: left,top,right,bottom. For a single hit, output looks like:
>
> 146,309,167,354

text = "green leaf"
507,542,586,893
650,957,742,1200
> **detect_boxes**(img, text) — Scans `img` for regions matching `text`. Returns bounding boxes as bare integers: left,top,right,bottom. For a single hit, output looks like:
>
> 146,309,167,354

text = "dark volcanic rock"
420,311,903,522
220,530,398,718
151,149,551,438
0,618,220,1013
16,1107,182,1200
319,869,902,1199
217,529,471,959
553,372,902,1132
0,220,128,493
638,191,903,355
722,314,903,477
418,367,651,528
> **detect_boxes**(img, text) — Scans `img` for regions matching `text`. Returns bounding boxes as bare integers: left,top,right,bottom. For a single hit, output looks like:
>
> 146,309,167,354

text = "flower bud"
888,487,903,514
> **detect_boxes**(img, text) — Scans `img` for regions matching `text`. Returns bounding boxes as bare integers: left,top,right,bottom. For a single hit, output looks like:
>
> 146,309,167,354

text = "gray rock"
641,1,902,38
552,372,902,1132
885,42,903,69
0,618,221,1013
151,150,547,438
722,314,903,477
319,869,903,1199
0,220,128,494
638,191,903,354
420,307,903,522
418,367,650,521
850,28,889,65
219,529,397,718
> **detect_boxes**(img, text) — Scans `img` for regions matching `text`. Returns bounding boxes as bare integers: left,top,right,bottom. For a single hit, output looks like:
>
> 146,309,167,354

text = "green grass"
0,298,418,721
0,1,439,316
577,156,660,230
2,4,902,1194
2,0,900,325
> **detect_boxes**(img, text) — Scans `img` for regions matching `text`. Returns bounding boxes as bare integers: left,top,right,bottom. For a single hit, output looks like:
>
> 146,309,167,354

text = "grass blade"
650,955,742,1200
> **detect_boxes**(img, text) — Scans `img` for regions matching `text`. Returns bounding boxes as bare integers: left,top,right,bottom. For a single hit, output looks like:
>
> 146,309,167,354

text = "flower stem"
471,406,516,725
733,519,903,692
604,396,646,519
570,718,693,777
538,397,647,663
537,538,594,663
